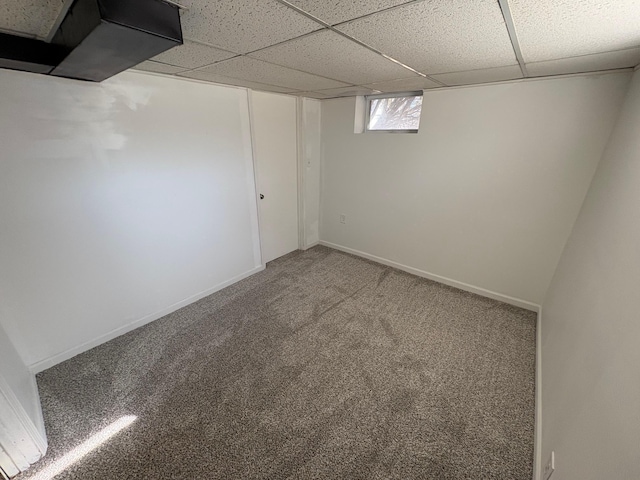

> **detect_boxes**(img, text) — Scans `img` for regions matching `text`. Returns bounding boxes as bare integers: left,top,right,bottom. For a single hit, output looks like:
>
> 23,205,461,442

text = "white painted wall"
300,98,322,248
0,69,262,371
320,72,631,305
540,70,640,480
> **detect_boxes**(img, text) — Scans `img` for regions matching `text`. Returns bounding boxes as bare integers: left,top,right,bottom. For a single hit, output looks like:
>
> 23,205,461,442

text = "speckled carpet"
22,246,536,480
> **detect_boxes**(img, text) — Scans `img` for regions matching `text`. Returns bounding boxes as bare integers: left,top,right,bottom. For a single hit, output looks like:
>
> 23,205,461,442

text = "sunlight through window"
27,415,137,480
366,93,423,133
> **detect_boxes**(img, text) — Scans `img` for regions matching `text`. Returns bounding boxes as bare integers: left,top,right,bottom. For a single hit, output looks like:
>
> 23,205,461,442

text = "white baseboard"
319,241,540,312
533,309,543,480
30,265,266,374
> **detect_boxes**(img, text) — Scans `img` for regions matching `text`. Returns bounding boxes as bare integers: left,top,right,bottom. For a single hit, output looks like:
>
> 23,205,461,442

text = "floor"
20,246,536,480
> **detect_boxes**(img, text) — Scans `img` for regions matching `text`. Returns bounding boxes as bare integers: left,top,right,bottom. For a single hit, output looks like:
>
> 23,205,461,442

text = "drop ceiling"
1,0,640,98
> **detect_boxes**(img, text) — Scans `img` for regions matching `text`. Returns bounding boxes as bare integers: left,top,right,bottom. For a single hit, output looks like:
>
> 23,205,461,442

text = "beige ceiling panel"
194,56,348,91
178,70,298,93
132,61,187,75
285,0,413,25
151,41,237,69
250,30,413,85
431,65,523,86
526,49,640,77
365,76,441,92
295,91,334,99
509,0,640,63
336,0,516,75
179,0,322,54
318,86,380,98
0,0,66,39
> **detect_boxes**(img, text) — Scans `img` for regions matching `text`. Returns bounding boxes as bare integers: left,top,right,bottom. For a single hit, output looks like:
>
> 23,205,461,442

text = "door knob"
260,194,264,199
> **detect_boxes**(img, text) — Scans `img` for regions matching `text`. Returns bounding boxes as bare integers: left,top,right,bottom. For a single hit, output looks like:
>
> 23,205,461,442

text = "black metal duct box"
51,0,182,82
0,33,70,74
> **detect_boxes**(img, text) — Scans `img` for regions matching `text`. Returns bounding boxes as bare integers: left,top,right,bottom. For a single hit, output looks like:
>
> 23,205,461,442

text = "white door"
251,92,299,263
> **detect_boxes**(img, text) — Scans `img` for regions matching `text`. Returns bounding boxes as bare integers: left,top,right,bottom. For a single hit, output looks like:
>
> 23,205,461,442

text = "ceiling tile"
336,0,517,75
284,0,412,25
509,0,640,63
179,0,322,54
364,76,441,92
151,41,237,69
0,0,66,39
318,86,380,98
431,65,523,86
132,61,187,75
295,91,333,99
249,30,413,85
194,56,348,91
526,48,640,77
178,70,298,93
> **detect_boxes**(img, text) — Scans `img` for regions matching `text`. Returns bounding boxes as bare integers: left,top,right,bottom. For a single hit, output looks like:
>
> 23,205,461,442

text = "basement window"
365,92,423,133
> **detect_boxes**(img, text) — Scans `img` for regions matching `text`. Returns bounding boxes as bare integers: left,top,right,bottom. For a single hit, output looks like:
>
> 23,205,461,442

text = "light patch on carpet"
25,416,136,480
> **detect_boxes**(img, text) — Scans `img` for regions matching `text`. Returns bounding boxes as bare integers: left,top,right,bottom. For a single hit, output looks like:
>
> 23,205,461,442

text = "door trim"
296,97,305,250
0,375,47,477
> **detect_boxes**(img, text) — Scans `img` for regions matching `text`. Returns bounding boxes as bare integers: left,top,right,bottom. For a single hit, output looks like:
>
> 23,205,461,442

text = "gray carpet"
22,246,536,479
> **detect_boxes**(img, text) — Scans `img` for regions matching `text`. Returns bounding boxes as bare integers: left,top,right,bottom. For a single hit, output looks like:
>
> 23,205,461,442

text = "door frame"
0,375,47,477
296,96,306,250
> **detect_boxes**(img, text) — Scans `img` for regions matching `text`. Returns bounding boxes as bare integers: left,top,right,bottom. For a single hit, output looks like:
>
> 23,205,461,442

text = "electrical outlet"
339,214,347,224
543,451,555,480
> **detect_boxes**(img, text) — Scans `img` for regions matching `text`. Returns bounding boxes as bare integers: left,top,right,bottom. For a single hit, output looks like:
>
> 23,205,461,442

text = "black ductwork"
0,0,182,82
0,33,70,74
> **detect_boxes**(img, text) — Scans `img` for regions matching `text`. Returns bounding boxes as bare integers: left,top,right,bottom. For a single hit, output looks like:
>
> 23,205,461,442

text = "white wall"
0,321,46,476
320,72,631,306
540,70,640,480
0,69,262,371
300,98,322,248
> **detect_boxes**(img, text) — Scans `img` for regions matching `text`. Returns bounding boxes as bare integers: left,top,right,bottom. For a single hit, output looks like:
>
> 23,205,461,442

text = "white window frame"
364,91,423,134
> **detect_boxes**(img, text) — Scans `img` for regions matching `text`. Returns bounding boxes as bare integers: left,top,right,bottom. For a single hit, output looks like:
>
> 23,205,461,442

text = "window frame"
364,91,423,134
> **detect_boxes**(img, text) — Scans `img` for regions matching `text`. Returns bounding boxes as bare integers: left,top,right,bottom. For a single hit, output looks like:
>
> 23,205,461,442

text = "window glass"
367,95,423,132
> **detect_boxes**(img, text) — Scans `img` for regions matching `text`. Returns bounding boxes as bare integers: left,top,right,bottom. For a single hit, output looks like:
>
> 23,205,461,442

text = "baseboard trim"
319,241,540,312
533,309,543,480
30,265,266,374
